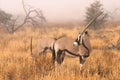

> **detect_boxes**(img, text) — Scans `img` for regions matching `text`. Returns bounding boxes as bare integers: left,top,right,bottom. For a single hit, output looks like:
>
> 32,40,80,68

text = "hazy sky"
0,0,120,22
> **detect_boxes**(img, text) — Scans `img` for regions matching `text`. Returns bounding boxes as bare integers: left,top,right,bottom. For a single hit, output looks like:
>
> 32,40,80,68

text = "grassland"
0,23,120,80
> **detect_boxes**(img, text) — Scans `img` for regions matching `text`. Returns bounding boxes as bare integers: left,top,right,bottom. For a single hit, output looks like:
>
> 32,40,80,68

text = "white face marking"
73,42,79,46
80,35,83,44
77,35,80,41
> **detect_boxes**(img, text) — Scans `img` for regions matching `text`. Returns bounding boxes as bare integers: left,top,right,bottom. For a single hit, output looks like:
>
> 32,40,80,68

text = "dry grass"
0,23,120,80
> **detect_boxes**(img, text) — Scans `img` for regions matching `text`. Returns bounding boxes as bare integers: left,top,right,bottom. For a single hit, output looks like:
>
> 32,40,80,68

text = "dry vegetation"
0,23,120,80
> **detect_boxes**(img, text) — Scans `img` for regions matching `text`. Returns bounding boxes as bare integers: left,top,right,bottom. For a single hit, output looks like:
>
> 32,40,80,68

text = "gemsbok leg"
56,50,65,64
79,56,85,70
52,50,56,64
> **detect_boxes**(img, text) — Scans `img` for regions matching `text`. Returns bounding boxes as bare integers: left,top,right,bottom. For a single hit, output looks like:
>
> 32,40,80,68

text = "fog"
0,0,120,22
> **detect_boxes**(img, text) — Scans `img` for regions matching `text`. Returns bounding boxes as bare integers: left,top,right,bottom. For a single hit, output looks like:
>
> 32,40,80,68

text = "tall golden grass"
0,23,120,80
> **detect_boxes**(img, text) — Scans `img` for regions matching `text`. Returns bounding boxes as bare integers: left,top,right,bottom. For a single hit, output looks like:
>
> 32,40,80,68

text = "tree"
0,0,46,33
0,9,12,25
0,9,14,32
85,0,108,29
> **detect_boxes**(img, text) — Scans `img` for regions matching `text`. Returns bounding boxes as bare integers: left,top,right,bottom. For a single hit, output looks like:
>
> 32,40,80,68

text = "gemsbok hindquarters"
33,35,66,59
52,31,92,68
34,38,55,56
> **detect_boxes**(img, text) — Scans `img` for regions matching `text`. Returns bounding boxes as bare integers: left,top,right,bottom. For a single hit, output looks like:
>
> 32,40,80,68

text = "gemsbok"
31,13,102,69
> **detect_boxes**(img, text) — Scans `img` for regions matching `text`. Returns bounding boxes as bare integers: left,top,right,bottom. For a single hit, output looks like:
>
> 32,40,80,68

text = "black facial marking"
74,35,82,45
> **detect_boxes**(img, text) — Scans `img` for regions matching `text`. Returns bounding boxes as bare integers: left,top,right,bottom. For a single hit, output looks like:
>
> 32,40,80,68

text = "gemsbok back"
34,38,54,56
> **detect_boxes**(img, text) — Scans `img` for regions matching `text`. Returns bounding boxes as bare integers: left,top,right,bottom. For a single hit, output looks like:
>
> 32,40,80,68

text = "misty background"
0,0,120,22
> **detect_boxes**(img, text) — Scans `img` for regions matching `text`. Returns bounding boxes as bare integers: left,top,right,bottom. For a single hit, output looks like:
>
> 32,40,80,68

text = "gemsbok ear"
85,31,88,35
84,31,90,36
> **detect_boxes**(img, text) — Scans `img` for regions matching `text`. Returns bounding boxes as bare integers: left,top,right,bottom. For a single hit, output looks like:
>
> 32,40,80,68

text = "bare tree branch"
0,0,46,33
22,0,27,15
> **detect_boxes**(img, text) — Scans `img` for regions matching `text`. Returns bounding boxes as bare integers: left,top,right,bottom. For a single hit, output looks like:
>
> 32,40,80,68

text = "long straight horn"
81,12,103,34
